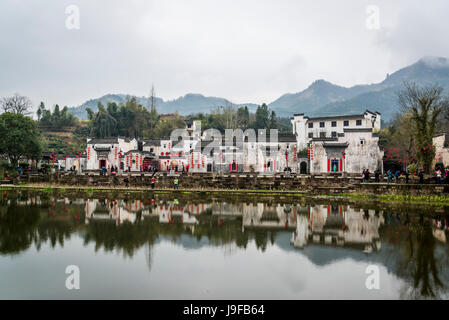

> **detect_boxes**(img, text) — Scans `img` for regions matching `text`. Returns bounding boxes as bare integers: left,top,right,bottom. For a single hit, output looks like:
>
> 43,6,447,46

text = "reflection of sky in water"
0,235,402,300
0,195,448,299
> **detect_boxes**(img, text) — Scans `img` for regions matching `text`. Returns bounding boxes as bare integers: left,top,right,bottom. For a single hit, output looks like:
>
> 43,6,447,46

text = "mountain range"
68,56,449,122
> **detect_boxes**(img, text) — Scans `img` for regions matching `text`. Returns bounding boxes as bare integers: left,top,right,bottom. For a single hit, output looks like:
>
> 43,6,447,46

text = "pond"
0,190,448,300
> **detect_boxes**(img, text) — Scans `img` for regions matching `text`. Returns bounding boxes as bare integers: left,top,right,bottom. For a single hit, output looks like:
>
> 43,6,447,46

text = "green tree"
36,102,45,121
90,102,118,138
154,114,186,138
236,106,249,129
0,113,42,166
255,103,269,129
39,103,77,129
269,110,278,129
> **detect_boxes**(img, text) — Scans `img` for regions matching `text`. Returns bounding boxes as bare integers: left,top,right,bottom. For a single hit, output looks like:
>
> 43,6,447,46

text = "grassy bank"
1,183,448,206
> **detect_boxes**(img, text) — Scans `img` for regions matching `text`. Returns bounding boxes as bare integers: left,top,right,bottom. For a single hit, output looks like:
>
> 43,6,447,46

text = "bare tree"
398,82,449,172
149,84,157,112
1,93,33,115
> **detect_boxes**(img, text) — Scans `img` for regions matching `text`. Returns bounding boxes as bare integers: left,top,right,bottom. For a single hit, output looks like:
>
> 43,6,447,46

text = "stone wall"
13,172,449,196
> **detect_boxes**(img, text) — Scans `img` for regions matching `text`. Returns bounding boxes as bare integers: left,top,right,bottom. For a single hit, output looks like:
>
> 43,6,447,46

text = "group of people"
385,169,417,184
361,168,421,184
100,165,119,176
362,169,382,183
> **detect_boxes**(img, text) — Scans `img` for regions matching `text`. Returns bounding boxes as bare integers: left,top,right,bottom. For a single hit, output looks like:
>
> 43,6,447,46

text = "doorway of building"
331,159,339,172
142,157,153,171
99,159,106,169
300,162,308,174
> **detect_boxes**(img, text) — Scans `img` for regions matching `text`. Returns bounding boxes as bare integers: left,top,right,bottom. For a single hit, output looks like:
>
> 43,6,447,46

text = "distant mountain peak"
418,56,449,69
308,79,336,88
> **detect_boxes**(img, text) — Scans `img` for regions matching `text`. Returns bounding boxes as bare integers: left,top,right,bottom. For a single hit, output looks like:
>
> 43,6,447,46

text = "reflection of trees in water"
0,204,40,254
0,198,85,255
145,243,153,272
383,213,448,299
83,219,158,258
412,222,444,298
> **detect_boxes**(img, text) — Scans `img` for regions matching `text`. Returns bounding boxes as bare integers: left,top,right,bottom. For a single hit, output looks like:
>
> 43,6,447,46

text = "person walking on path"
151,176,155,189
405,170,410,184
387,169,392,183
174,177,179,190
374,170,380,183
363,169,370,183
436,169,442,184
418,169,424,184
395,170,401,183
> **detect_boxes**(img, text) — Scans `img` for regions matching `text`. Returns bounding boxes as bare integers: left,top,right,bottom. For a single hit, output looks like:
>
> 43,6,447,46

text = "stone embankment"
5,172,448,196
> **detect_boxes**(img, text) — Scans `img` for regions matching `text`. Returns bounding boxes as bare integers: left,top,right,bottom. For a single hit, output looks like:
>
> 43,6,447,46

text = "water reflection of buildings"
242,203,297,230
84,199,214,226
152,202,209,225
290,204,384,253
85,199,140,225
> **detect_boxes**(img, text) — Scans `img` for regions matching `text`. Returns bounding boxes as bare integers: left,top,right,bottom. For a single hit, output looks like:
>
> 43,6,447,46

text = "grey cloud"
0,0,448,112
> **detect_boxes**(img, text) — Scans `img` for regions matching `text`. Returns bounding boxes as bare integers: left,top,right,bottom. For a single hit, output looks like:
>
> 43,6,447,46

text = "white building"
433,133,449,169
310,128,384,174
86,137,137,171
291,111,383,174
291,110,381,150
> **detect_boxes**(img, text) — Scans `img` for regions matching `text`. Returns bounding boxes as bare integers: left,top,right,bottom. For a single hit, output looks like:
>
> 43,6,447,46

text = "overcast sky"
1,0,449,110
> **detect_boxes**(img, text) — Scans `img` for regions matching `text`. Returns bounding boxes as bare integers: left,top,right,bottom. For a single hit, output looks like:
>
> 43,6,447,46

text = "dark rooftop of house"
87,138,119,144
323,142,349,148
292,110,380,121
143,139,161,146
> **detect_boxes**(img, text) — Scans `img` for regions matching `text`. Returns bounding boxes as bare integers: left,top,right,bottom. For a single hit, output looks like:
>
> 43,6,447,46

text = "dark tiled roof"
311,137,338,142
277,133,297,142
144,139,161,146
323,142,349,148
87,138,119,144
124,149,139,155
303,110,379,122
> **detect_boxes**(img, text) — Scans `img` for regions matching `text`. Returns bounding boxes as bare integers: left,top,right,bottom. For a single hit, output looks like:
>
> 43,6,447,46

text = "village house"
291,111,383,174
291,110,381,149
85,137,137,171
433,133,449,170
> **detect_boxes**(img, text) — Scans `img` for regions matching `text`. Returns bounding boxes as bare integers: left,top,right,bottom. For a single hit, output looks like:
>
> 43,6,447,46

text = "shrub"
407,163,418,175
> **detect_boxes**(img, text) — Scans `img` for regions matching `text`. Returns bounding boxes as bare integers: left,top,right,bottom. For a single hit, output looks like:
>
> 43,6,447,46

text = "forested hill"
68,93,258,120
